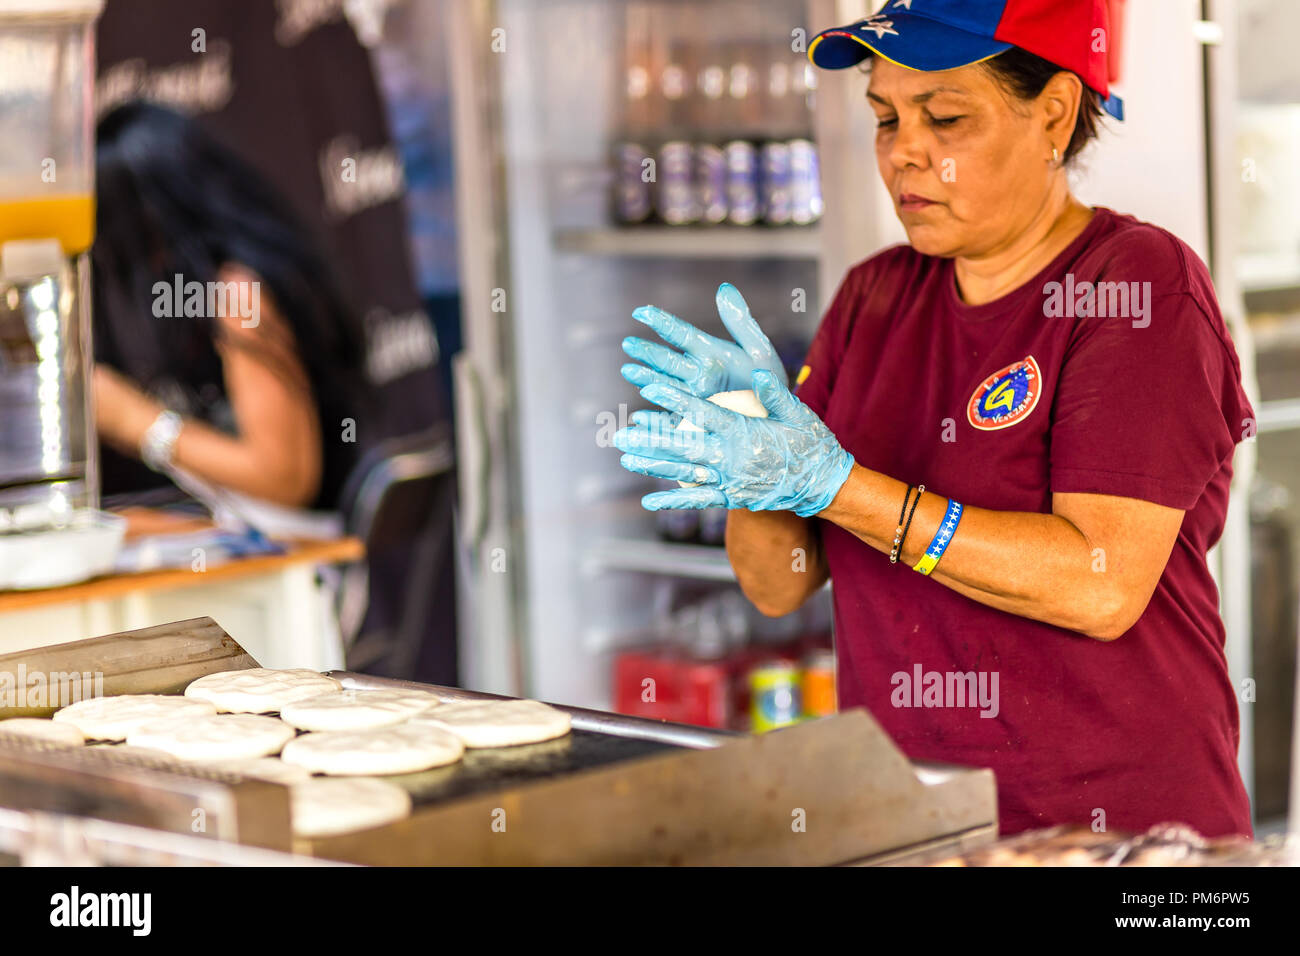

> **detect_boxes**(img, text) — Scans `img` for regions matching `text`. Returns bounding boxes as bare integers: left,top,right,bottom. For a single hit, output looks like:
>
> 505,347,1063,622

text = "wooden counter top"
0,535,364,613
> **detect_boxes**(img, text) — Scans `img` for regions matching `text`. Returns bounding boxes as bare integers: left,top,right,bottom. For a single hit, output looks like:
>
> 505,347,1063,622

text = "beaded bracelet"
888,484,914,564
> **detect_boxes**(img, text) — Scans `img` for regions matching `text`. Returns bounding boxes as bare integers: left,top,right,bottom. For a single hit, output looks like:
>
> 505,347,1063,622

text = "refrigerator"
445,0,883,709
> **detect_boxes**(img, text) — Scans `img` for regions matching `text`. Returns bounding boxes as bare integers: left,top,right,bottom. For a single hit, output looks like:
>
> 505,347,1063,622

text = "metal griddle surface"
375,729,681,808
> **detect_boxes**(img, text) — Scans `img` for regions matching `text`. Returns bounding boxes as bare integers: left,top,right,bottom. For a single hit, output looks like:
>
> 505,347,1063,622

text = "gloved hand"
620,282,788,399
614,369,855,518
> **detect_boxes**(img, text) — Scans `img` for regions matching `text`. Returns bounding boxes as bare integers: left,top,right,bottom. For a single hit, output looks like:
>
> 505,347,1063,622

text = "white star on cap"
893,0,913,8
855,14,899,39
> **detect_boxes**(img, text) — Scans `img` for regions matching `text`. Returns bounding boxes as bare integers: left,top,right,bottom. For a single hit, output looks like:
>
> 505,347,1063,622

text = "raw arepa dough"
291,777,412,838
92,743,185,763
676,388,769,488
0,717,84,747
702,388,771,418
184,668,342,713
52,694,218,741
279,723,464,776
409,698,572,748
201,756,314,786
127,714,296,761
278,688,441,731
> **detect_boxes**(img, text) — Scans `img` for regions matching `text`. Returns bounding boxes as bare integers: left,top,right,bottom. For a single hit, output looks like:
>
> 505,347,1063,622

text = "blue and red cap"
808,0,1124,121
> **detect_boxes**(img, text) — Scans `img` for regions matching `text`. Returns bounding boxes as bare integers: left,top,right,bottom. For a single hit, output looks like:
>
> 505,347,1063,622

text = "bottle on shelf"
655,140,700,225
611,3,656,225
759,140,793,225
724,140,760,226
694,143,728,226
654,478,699,542
727,40,762,136
788,139,823,225
801,647,837,718
612,142,653,225
698,505,728,545
659,40,695,137
693,54,727,135
607,3,823,230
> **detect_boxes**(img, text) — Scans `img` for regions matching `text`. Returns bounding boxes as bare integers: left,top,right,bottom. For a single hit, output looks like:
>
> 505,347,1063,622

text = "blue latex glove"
614,369,855,518
620,282,788,399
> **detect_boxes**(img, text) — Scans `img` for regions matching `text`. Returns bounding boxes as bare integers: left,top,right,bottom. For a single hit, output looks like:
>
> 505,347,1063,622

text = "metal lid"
803,647,836,667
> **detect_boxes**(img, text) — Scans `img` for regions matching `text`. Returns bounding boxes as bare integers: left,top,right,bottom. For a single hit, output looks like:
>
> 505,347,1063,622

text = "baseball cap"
808,0,1124,121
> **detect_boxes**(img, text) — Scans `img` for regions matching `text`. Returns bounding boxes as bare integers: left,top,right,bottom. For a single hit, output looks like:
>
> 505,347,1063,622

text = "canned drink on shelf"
759,140,792,225
750,658,802,733
788,139,823,225
724,140,759,226
613,142,653,223
694,143,727,225
655,141,698,225
654,479,699,542
698,506,727,545
801,648,836,717
656,506,699,543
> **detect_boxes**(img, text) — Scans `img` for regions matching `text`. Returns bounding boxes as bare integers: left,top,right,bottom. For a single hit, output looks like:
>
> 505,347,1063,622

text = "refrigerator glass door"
454,0,845,707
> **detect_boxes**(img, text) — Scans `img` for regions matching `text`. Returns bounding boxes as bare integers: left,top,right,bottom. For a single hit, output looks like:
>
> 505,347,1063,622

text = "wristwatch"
140,409,183,472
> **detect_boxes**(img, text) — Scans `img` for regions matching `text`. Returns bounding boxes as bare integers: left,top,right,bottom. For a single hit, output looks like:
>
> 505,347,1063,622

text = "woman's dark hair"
857,46,1105,164
92,101,369,507
980,47,1104,163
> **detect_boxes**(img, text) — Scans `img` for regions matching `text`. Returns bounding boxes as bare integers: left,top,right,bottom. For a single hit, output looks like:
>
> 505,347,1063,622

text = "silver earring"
1051,147,1060,164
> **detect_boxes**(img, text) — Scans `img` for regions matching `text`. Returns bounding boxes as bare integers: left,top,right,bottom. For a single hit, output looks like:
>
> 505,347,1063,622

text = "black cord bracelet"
889,484,915,564
897,484,926,563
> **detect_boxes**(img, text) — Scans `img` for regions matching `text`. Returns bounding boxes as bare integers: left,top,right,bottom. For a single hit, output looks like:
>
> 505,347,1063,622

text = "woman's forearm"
172,419,320,506
725,509,829,617
95,369,320,507
818,464,1164,640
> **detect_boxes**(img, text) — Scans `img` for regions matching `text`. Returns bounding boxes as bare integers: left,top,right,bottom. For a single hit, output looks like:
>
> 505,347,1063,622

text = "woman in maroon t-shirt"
614,2,1253,838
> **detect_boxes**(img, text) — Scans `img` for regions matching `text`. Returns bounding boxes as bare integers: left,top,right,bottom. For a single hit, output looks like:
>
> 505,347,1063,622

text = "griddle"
376,730,675,808
0,618,1000,865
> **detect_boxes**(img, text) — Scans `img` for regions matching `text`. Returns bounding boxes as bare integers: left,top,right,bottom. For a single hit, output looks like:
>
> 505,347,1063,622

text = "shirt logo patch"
967,356,1041,431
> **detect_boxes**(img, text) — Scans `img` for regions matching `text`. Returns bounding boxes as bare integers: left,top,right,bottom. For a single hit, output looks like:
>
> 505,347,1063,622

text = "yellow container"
0,194,96,256
750,659,802,733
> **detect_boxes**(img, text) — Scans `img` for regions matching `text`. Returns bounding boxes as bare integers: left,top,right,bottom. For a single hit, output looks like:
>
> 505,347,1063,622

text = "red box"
613,649,731,728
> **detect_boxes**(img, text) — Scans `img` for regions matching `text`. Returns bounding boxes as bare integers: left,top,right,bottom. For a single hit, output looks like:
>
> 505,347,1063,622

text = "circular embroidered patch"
967,356,1042,431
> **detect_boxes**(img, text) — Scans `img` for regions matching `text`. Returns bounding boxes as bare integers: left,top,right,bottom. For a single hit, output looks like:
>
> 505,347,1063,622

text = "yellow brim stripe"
808,32,1007,74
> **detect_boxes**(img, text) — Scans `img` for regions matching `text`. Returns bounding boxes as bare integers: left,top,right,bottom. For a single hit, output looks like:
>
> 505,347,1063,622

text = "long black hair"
93,101,368,507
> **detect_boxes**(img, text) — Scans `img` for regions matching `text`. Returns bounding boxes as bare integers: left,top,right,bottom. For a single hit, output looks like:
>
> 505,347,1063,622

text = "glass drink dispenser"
0,0,103,530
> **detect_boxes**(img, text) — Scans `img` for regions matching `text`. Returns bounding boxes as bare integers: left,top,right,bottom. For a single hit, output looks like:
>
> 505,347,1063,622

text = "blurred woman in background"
92,101,368,510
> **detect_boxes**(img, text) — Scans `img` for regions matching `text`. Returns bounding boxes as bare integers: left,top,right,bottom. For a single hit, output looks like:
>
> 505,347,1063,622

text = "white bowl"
0,510,127,590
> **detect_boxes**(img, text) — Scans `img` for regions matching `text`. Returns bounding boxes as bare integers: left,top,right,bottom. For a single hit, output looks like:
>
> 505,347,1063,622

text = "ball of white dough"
676,389,769,488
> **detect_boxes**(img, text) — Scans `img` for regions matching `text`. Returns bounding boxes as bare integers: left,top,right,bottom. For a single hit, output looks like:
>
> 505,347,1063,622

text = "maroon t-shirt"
796,207,1253,837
